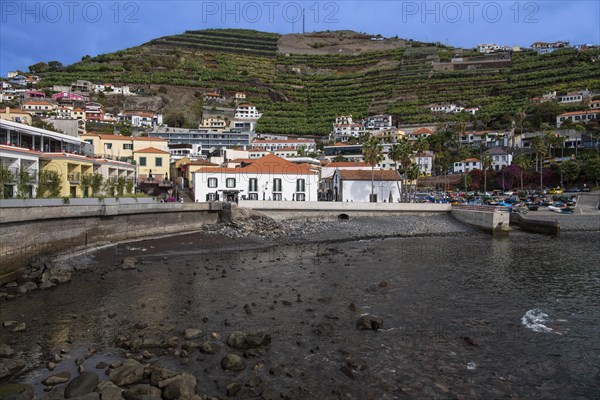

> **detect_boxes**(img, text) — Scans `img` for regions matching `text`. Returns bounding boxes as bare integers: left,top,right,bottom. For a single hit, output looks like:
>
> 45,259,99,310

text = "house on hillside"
453,158,481,174
332,169,400,203
488,148,513,171
556,110,599,127
192,154,319,202
235,103,261,119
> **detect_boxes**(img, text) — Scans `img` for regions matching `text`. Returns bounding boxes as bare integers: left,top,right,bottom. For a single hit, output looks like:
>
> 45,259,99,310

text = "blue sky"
1,0,599,77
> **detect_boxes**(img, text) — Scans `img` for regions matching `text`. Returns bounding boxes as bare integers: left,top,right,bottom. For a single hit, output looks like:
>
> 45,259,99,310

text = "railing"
67,173,81,183
452,204,510,212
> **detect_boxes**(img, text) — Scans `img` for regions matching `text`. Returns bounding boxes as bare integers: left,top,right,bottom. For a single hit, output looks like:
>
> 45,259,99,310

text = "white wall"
193,171,319,202
341,180,400,203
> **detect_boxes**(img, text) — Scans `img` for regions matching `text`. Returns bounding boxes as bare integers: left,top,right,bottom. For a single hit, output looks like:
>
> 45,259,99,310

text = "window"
208,178,217,188
207,193,218,201
226,178,236,188
249,178,258,192
296,179,305,192
123,143,133,150
105,143,112,149
273,178,282,192
296,193,306,201
155,157,162,167
248,193,258,200
273,193,282,201
139,157,147,167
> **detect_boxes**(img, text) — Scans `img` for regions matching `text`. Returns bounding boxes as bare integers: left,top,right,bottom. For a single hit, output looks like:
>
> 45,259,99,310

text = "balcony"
67,172,81,183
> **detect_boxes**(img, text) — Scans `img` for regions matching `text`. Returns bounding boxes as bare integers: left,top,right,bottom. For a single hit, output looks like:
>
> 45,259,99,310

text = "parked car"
566,187,580,193
549,187,563,194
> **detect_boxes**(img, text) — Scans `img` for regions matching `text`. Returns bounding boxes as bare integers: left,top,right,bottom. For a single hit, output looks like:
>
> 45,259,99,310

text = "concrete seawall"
451,206,510,236
0,202,223,284
238,200,451,221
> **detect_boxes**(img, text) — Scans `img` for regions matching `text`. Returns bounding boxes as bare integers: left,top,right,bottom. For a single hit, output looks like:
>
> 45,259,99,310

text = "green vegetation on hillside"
36,29,600,135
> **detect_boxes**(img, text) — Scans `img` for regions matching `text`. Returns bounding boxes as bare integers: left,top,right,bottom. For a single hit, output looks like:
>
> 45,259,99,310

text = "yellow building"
0,107,33,125
39,153,94,198
81,134,168,160
134,147,170,181
171,157,218,188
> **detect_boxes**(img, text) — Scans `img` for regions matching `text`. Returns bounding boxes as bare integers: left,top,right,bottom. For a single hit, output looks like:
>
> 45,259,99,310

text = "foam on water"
521,309,557,334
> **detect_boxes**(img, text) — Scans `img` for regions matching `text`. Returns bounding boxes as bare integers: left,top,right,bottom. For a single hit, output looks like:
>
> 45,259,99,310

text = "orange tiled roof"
339,169,399,181
326,161,369,167
558,110,599,117
134,147,170,154
412,127,433,135
195,154,317,175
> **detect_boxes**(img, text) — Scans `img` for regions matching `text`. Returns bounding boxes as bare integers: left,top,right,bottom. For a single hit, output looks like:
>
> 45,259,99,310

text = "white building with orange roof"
332,169,401,203
453,158,481,174
406,127,434,141
193,154,319,202
234,103,261,119
21,100,56,116
556,110,599,127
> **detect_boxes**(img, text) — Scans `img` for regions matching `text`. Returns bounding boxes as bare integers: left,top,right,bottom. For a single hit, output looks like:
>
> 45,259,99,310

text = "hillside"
38,29,600,135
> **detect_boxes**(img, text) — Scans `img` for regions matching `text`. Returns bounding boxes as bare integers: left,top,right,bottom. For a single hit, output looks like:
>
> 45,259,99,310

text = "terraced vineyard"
37,29,600,135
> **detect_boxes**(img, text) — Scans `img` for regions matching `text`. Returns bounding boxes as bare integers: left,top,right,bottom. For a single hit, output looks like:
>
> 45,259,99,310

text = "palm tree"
405,164,421,202
531,135,548,192
514,153,531,191
454,120,466,151
513,110,526,150
480,152,493,195
362,136,384,202
389,137,414,202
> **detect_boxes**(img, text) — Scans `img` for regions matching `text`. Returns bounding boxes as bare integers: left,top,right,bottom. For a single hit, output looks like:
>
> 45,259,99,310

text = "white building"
406,127,433,141
412,151,434,176
252,139,316,152
332,169,400,203
193,154,319,202
453,158,481,174
118,112,163,128
430,104,462,113
234,103,261,119
558,93,583,104
488,148,513,171
365,115,393,131
478,44,501,53
556,111,599,128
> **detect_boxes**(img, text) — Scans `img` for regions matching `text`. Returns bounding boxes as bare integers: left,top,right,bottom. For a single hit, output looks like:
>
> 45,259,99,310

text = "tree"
37,170,62,198
585,158,600,186
514,153,531,191
0,164,15,199
332,155,347,162
480,152,493,195
362,136,384,202
531,135,548,191
165,113,187,128
29,62,48,73
90,173,103,196
389,137,413,202
559,160,580,187
47,61,63,71
16,169,35,198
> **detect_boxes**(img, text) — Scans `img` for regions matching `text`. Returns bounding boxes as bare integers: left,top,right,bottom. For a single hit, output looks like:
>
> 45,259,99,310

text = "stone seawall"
451,207,510,236
0,202,222,284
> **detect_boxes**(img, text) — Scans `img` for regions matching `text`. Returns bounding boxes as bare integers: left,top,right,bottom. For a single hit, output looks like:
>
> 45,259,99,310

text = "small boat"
548,205,562,213
561,207,574,214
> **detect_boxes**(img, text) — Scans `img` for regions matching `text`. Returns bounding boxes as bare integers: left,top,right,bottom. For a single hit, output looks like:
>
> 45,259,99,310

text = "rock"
2,321,18,328
95,361,108,369
160,336,179,348
45,385,66,400
313,323,334,336
348,303,360,312
71,393,99,400
0,383,35,400
182,341,199,352
356,315,383,331
123,384,161,400
47,362,56,371
109,359,144,386
261,389,279,400
149,366,177,386
160,373,197,400
0,358,26,379
142,338,161,349
237,388,262,398
243,304,252,315
108,312,117,319
221,354,246,371
199,342,220,354
97,381,124,400
4,282,17,288
462,336,480,347
64,371,99,398
0,344,15,358
121,257,138,270
12,323,26,332
75,357,85,366
142,351,153,359
17,282,37,294
43,371,72,386
378,280,390,288
226,332,271,350
183,329,201,340
226,382,242,396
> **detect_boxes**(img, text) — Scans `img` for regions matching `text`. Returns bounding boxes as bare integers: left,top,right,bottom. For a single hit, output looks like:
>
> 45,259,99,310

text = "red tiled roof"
195,154,316,175
134,147,170,154
253,139,313,144
412,127,433,135
339,169,399,181
464,158,480,162
326,161,369,167
558,110,599,117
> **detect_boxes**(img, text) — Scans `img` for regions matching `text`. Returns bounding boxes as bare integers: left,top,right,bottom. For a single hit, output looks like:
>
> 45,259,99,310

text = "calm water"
3,230,600,399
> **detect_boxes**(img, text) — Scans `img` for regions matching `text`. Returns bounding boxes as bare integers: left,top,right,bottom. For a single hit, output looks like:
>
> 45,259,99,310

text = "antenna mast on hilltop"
302,8,305,34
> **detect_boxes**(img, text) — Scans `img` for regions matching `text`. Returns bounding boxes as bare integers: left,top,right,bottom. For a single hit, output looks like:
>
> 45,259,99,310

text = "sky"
1,0,599,77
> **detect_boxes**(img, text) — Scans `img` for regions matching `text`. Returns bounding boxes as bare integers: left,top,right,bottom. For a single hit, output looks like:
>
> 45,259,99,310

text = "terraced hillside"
38,29,600,135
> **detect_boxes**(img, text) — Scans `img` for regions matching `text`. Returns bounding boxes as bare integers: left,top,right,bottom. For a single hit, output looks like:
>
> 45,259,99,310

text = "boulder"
121,257,138,270
0,383,35,400
124,384,161,400
148,366,177,387
97,381,124,400
109,360,144,386
221,354,246,371
0,358,26,380
17,282,38,294
199,342,220,355
183,329,201,340
64,371,99,398
160,373,197,400
182,341,199,352
42,371,71,386
0,344,15,358
226,382,241,396
226,332,271,350
356,315,383,331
